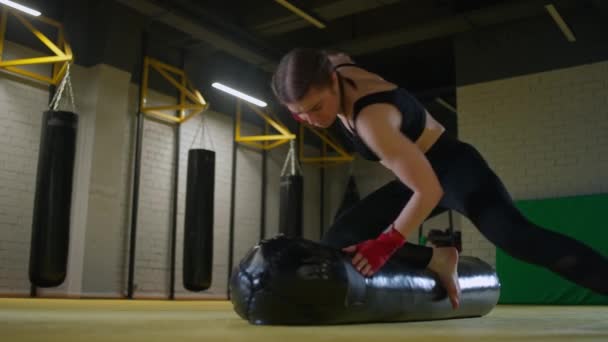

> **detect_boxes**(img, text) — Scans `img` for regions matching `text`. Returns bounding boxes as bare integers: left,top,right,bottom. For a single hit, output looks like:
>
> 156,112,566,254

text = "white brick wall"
232,124,264,280
175,110,234,298
67,64,131,298
457,60,608,266
128,88,250,298
0,41,50,294
133,101,177,296
119,92,328,298
0,51,323,297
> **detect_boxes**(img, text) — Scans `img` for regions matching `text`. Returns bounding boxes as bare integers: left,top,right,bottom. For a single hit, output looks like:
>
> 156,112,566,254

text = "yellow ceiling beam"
140,56,209,125
299,124,354,166
0,8,73,85
273,0,326,29
235,100,295,151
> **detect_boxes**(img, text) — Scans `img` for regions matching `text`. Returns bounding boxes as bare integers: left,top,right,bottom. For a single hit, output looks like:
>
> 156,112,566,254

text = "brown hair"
271,48,333,104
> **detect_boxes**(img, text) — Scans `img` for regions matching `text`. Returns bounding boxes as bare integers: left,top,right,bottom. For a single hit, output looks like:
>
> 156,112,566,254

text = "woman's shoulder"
327,52,354,66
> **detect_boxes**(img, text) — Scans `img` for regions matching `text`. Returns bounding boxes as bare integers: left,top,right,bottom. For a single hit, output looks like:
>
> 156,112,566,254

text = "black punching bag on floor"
183,149,215,291
230,236,501,325
333,175,360,222
29,110,78,287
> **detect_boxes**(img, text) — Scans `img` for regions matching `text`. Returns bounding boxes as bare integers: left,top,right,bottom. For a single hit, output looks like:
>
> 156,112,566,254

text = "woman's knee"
322,179,411,248
321,215,364,249
320,226,355,249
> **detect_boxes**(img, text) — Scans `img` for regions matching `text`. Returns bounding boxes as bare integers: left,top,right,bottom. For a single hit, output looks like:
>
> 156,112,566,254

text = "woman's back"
328,55,446,154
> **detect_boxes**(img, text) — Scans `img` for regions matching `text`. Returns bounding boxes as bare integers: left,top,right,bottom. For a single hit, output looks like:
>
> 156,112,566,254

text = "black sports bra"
333,63,427,161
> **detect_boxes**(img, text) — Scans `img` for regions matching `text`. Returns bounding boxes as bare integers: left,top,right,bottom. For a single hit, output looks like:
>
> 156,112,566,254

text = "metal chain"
203,116,215,151
281,139,301,176
190,115,215,151
49,63,76,112
65,64,76,112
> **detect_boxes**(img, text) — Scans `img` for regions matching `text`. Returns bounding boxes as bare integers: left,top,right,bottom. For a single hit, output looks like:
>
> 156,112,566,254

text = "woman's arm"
356,103,444,238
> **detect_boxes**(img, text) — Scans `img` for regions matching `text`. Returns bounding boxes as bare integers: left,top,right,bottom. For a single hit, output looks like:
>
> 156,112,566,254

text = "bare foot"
428,246,461,309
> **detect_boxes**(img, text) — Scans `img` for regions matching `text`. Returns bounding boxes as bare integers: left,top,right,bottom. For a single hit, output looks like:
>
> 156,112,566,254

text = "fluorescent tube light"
212,82,267,107
545,4,576,42
435,97,457,114
0,0,41,16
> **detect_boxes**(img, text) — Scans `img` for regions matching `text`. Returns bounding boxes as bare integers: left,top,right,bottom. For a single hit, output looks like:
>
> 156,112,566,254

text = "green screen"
496,193,608,304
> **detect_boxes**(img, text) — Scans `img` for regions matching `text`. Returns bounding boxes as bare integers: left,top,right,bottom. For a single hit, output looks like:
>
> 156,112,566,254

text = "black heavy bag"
183,149,215,291
333,175,360,222
278,175,303,237
230,236,500,325
29,110,78,287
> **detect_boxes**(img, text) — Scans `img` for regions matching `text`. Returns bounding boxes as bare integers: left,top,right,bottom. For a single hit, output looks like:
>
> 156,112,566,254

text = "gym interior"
1,0,607,341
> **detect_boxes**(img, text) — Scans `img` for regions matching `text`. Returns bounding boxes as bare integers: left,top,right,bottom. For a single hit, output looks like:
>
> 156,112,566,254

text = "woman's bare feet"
428,246,461,309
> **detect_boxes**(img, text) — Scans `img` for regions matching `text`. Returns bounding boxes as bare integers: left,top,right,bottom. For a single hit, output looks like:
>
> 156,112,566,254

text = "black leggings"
321,133,608,295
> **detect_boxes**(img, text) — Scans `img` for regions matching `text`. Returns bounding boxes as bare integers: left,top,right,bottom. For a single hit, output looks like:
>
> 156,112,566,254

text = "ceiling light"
212,82,267,107
545,4,576,42
435,97,457,114
0,0,41,16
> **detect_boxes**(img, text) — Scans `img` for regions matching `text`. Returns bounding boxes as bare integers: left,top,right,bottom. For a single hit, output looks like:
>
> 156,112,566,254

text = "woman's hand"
342,226,406,277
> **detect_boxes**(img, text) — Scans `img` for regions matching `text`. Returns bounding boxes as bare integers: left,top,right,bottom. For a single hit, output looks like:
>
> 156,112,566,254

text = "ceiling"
5,0,594,138
114,0,585,99
8,0,591,103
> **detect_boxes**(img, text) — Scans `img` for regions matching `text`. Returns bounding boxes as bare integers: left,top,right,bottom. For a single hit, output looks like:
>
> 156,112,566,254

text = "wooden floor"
1,298,607,341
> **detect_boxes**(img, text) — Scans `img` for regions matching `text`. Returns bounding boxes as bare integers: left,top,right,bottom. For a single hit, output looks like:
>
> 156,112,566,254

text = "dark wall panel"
455,5,608,86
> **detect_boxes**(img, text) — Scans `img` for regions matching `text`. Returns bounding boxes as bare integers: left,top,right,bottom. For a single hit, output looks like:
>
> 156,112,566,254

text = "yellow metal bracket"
140,56,209,124
299,124,354,166
0,8,73,85
235,100,295,150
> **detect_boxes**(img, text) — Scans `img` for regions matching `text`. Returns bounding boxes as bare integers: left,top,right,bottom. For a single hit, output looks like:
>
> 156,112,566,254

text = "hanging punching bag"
279,174,303,237
183,149,215,291
29,110,78,287
333,175,360,222
279,140,303,238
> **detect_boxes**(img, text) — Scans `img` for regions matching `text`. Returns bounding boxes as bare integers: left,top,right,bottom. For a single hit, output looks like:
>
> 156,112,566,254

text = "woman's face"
286,73,340,128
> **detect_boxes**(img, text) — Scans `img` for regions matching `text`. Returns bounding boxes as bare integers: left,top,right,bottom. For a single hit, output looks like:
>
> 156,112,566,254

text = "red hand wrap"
353,225,406,273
